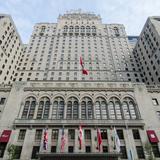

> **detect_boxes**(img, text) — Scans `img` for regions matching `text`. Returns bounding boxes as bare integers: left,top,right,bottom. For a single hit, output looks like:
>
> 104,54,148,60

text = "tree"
144,141,155,160
7,144,16,160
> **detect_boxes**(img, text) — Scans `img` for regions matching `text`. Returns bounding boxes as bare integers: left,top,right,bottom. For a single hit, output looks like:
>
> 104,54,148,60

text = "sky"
0,0,160,43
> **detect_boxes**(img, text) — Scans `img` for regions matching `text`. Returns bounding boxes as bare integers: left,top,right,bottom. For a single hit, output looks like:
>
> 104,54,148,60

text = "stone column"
91,128,98,153
124,128,138,160
57,128,68,153
20,129,35,160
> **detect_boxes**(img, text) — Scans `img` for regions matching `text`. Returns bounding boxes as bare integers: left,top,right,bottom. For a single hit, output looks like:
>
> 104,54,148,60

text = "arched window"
108,101,115,119
86,26,90,33
75,26,79,32
22,97,36,119
52,97,65,119
64,25,68,32
81,97,93,119
69,26,74,32
37,97,50,119
108,97,122,119
92,26,96,32
95,97,107,119
81,26,85,33
66,97,79,119
122,97,138,119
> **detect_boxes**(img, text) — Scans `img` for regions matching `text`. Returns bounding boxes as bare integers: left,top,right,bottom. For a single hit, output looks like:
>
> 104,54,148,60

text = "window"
52,97,64,119
18,129,26,141
66,97,79,119
85,130,91,140
132,129,140,139
95,97,108,119
152,98,159,106
35,129,42,141
117,130,124,139
13,146,22,159
68,146,74,153
51,146,56,152
51,129,59,140
103,146,108,152
0,143,7,158
0,98,6,105
101,129,107,139
31,146,40,159
85,146,91,153
122,97,138,119
68,129,75,140
136,146,145,159
37,97,50,119
152,144,160,157
21,97,36,119
81,97,93,119
120,146,127,159
156,111,160,120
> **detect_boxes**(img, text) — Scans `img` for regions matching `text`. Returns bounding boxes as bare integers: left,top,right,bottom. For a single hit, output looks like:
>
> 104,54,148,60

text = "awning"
38,153,121,160
147,130,159,143
0,130,12,142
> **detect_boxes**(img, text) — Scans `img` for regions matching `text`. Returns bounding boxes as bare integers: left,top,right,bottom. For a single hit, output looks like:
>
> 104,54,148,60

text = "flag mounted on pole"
78,125,83,150
80,56,89,75
112,127,121,153
43,128,48,150
96,128,102,152
60,127,66,152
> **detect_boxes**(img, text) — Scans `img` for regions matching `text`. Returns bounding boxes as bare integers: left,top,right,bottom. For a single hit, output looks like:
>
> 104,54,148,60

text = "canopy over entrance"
38,153,121,160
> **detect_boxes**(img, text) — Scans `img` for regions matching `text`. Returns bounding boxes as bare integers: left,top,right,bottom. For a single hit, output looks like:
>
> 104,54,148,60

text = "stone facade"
0,11,160,160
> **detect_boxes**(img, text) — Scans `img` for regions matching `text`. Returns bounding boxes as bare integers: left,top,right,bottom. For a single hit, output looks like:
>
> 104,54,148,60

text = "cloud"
0,0,160,42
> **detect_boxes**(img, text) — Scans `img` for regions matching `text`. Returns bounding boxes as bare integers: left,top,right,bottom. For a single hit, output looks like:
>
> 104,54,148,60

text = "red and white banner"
0,130,12,142
80,56,88,75
96,128,102,152
147,130,159,143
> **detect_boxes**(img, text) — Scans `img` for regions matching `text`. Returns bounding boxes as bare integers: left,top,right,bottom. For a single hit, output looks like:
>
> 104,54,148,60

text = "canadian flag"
80,56,89,75
96,128,102,152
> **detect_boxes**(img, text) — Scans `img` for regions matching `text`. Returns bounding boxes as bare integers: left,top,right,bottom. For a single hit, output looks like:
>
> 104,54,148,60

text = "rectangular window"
156,111,160,120
0,143,7,158
101,129,107,139
117,129,124,139
152,98,159,105
103,146,108,153
120,146,127,159
0,98,6,105
51,129,59,140
136,146,145,159
132,129,140,139
85,130,91,140
35,129,42,141
18,129,26,141
68,129,75,140
68,146,74,153
14,146,22,159
31,146,40,159
51,146,56,153
85,146,91,153
152,144,160,157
